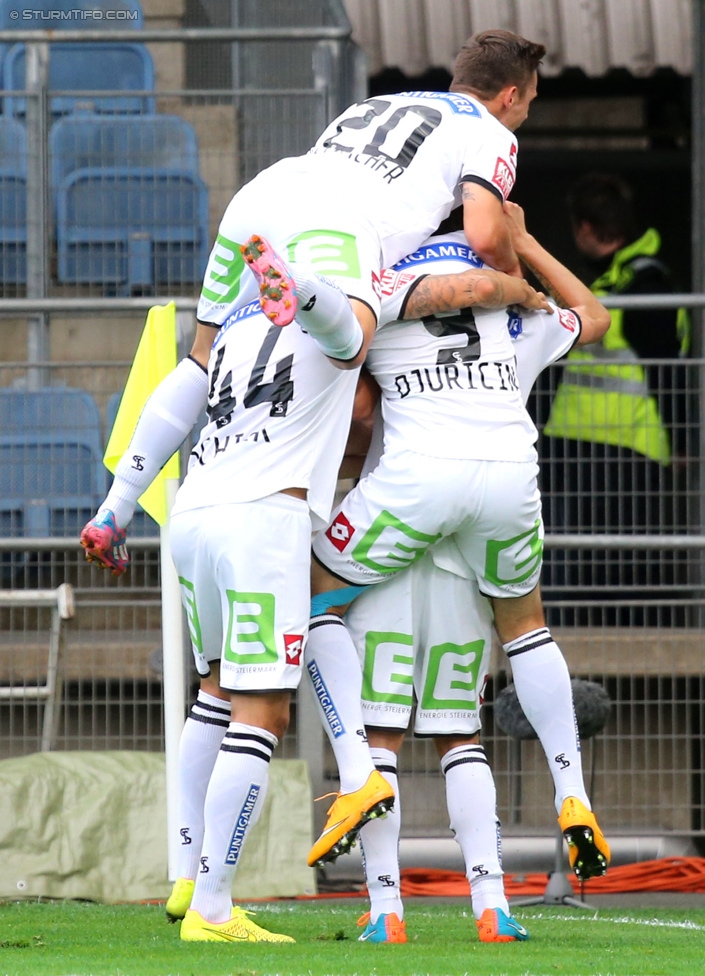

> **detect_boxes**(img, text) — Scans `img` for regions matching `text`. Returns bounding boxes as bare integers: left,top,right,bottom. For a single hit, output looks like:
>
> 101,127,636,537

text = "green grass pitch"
1,898,704,976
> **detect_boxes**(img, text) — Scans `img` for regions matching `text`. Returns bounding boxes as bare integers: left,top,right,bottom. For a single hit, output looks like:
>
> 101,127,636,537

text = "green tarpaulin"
0,752,316,902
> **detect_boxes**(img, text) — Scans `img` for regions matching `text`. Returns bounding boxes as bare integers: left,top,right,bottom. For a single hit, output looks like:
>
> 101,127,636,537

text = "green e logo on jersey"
362,631,414,705
421,640,484,711
484,520,543,587
179,576,205,660
201,233,247,304
224,590,278,665
353,510,441,575
286,229,361,278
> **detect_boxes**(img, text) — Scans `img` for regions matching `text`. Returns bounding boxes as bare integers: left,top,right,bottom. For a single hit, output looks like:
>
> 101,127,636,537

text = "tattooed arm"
461,181,522,277
504,201,610,345
403,267,550,320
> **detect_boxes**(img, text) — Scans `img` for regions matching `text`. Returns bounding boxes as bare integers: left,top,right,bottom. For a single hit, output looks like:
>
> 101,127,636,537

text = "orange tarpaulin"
399,858,705,897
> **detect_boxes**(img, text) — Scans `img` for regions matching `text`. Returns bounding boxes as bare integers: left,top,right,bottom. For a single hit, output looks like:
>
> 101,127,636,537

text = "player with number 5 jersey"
306,204,613,881
195,30,545,408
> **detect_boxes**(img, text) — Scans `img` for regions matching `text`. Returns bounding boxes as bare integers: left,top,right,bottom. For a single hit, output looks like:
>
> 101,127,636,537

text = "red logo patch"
492,157,515,199
557,308,578,333
380,268,417,297
371,270,383,299
284,634,303,665
326,512,355,552
509,142,517,169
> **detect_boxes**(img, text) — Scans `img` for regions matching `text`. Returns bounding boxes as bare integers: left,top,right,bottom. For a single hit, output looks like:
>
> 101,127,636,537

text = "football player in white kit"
307,204,613,896
156,26,546,880
344,204,611,944
194,29,544,450
80,232,545,942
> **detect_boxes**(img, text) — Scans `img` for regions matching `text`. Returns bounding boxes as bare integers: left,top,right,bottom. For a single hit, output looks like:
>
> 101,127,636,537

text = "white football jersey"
308,91,517,267
172,300,358,528
368,232,581,462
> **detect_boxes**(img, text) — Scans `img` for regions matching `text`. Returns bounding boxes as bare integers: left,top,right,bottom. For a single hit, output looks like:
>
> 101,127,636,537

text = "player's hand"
80,510,129,576
518,287,552,313
503,201,530,247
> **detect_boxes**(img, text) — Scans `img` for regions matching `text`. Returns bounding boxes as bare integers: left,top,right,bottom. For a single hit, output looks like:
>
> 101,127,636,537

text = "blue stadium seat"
57,167,209,293
0,117,26,286
0,387,106,537
0,0,143,89
50,114,201,187
3,42,155,117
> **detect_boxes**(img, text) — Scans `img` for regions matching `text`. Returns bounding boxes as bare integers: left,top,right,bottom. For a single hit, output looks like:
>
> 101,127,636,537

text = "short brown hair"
451,30,545,99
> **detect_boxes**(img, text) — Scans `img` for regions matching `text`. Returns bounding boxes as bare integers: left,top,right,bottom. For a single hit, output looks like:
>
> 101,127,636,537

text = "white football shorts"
170,492,311,692
313,450,544,599
345,551,494,735
199,156,383,323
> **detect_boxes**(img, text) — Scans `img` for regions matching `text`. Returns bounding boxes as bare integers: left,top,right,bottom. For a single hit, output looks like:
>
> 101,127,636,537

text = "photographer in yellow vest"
542,173,688,625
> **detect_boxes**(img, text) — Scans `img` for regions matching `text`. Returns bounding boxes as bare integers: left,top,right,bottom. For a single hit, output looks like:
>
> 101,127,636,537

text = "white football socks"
175,690,231,880
190,722,277,923
291,268,364,361
441,744,508,919
503,628,590,813
305,615,376,793
359,748,403,922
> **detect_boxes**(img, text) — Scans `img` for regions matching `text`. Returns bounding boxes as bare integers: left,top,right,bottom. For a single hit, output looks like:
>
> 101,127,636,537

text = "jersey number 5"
422,308,481,365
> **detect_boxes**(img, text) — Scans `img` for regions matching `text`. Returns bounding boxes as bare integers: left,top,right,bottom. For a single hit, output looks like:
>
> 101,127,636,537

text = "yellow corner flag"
104,302,179,526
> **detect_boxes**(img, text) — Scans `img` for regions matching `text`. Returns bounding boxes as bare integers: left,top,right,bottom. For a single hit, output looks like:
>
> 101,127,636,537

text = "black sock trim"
193,699,230,715
506,633,553,658
443,754,490,774
189,712,230,729
309,616,346,631
374,764,398,776
224,730,275,750
220,744,272,761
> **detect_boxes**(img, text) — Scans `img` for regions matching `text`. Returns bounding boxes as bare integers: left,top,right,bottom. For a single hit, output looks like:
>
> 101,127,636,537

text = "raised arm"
504,201,610,345
79,323,216,574
462,181,522,277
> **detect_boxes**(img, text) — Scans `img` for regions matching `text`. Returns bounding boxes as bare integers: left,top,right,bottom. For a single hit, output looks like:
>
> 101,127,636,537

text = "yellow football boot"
558,796,611,881
180,906,295,943
308,769,395,868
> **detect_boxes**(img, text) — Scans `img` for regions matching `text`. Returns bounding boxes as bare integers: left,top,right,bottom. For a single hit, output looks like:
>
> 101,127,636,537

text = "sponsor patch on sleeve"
491,157,515,199
557,308,579,333
380,268,419,296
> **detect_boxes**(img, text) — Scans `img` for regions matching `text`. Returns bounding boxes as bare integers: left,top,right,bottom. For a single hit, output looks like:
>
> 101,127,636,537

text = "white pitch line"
522,910,705,931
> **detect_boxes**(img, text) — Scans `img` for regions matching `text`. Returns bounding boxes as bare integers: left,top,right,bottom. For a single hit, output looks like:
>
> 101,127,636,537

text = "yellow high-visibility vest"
544,228,688,466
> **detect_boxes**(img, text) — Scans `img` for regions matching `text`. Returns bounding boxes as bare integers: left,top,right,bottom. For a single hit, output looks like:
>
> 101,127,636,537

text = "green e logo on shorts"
362,631,414,705
200,233,247,304
353,510,441,575
484,519,543,587
179,576,204,660
224,590,278,665
286,229,361,279
421,640,484,711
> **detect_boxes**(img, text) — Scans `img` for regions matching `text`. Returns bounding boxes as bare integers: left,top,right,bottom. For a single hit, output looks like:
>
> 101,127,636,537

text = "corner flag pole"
160,477,185,882
104,301,186,882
